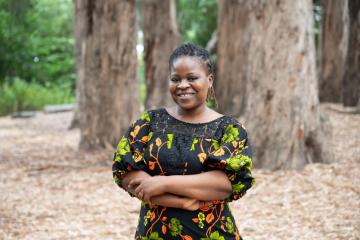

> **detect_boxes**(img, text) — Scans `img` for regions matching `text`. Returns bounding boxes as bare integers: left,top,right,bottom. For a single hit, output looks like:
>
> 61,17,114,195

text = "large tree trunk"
216,1,252,117
319,0,349,103
73,0,139,150
218,0,324,170
343,1,360,107
142,0,180,109
70,0,86,129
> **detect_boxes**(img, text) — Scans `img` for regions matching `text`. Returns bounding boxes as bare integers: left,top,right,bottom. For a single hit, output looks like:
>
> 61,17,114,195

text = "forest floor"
0,103,359,240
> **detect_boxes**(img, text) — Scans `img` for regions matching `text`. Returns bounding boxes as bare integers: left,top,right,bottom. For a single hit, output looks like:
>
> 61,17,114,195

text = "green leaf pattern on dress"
190,138,199,151
140,112,151,122
226,154,252,172
114,136,130,162
169,218,183,236
225,217,234,234
221,125,240,144
167,134,173,149
141,232,163,240
201,231,226,240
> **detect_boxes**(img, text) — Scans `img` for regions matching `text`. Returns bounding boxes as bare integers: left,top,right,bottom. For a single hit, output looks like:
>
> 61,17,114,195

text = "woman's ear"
208,74,214,87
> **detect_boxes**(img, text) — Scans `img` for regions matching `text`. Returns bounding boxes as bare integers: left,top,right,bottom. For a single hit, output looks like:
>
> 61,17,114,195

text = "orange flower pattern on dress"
112,109,254,239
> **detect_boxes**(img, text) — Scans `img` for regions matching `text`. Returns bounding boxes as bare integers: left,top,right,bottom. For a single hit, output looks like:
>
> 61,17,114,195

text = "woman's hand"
181,199,214,211
122,171,151,195
129,176,166,203
182,198,201,211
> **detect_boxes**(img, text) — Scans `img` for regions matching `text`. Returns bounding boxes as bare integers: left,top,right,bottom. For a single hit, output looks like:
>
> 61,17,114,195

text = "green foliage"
0,78,73,116
176,0,218,47
0,0,75,87
0,0,75,115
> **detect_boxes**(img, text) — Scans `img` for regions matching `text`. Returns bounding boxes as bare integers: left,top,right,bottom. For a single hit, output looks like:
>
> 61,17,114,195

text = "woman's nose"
177,80,190,89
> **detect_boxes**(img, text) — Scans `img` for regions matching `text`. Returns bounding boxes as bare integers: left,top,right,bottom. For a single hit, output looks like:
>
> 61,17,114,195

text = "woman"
112,43,255,240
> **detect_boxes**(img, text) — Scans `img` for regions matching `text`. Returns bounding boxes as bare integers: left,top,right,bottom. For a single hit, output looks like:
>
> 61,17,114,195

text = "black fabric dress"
112,108,255,240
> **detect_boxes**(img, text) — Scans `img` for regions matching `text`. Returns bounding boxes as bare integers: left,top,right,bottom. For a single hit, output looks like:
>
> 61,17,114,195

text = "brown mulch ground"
0,103,359,240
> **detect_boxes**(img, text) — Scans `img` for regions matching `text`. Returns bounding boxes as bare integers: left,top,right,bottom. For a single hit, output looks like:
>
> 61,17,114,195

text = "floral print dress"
112,108,255,240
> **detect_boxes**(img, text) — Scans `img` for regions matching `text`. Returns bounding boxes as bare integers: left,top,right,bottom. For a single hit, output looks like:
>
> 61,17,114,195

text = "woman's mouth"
177,93,195,99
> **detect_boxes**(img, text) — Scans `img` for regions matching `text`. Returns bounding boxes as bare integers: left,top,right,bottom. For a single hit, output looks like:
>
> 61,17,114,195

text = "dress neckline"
161,108,226,126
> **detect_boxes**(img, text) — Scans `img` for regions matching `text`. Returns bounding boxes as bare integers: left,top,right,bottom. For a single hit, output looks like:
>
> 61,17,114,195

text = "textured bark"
216,0,252,117
142,0,180,109
319,0,349,103
343,1,360,107
73,0,139,150
217,0,324,170
70,0,86,129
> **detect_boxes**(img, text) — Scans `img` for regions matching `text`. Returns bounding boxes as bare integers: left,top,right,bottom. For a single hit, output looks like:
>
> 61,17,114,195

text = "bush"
0,77,74,116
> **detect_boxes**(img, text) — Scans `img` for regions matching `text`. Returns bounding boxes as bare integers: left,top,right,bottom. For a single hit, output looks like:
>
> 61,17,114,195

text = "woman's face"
169,56,213,111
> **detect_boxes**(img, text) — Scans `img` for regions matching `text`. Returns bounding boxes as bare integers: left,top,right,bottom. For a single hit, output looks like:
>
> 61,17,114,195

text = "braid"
169,43,214,76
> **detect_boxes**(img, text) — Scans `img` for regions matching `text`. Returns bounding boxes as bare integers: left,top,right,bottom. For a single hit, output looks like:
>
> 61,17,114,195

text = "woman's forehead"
171,56,207,73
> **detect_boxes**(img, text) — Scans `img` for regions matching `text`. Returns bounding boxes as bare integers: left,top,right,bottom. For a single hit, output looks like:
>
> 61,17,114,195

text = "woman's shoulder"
216,114,248,135
208,109,238,126
131,108,166,125
142,108,165,120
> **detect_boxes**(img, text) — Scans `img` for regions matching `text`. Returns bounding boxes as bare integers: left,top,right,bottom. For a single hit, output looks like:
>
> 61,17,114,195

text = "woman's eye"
188,77,198,81
170,78,179,82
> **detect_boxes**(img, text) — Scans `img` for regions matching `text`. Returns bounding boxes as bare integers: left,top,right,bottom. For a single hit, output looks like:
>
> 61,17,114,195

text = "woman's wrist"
161,175,172,190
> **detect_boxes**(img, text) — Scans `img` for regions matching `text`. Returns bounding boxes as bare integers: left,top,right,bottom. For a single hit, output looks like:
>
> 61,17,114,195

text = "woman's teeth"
178,93,194,97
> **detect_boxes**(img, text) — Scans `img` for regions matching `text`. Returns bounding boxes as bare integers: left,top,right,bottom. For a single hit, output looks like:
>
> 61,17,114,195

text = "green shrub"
0,77,74,116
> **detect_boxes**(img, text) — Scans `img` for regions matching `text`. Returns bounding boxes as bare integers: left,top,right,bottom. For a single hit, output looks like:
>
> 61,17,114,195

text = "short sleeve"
204,120,255,202
112,111,151,196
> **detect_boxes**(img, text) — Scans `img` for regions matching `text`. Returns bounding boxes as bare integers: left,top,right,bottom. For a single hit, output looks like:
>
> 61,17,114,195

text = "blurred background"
0,0,359,239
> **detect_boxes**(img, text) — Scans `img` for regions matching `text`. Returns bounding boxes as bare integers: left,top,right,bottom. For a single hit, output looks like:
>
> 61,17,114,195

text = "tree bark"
216,0,252,117
217,0,324,170
73,0,139,150
319,0,349,103
142,0,180,109
70,0,86,129
343,0,360,107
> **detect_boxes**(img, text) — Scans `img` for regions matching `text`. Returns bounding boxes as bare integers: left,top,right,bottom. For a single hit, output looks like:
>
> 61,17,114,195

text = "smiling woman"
169,56,213,112
112,43,255,240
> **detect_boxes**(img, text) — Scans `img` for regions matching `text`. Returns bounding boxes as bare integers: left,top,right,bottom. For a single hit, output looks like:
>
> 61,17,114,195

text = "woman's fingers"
143,193,151,203
134,185,142,196
128,178,142,189
130,178,160,202
138,190,144,200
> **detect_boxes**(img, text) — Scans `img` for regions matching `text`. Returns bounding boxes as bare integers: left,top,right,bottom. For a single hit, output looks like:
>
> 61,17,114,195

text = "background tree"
217,0,324,170
73,0,139,149
319,0,349,103
215,0,252,117
343,0,360,107
142,0,180,109
0,0,75,87
176,0,218,47
0,0,74,115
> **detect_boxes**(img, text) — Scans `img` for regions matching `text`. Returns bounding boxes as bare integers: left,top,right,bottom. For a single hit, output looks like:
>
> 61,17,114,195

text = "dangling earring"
206,85,218,107
206,86,211,101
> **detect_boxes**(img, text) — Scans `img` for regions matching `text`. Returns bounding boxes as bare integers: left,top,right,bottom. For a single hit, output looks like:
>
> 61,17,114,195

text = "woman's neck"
175,104,208,119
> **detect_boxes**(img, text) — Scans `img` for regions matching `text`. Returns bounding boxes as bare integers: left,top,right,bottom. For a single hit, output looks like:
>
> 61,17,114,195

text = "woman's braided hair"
169,43,217,105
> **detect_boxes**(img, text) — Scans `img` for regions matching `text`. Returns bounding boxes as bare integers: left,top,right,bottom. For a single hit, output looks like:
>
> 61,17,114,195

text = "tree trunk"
142,0,180,109
218,0,324,170
216,0,252,117
73,0,139,150
319,0,349,103
343,0,360,107
70,0,86,129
